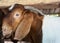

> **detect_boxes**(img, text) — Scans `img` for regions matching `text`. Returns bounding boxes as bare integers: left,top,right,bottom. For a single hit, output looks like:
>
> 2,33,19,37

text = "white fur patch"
42,15,60,43
4,41,30,43
5,41,13,43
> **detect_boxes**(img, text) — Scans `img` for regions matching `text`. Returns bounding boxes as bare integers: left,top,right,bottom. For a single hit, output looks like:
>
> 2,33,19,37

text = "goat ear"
14,12,33,40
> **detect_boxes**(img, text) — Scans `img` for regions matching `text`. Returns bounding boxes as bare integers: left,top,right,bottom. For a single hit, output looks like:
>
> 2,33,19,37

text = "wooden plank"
0,0,60,6
0,2,60,14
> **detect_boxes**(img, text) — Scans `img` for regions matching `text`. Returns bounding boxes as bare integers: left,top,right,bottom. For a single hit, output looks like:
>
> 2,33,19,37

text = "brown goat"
2,4,43,43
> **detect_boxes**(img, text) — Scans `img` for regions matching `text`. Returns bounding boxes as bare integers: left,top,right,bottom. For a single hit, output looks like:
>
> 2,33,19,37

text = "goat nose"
2,25,13,37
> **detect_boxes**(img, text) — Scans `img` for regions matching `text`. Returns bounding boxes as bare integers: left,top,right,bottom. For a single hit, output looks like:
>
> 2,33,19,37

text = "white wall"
42,16,60,43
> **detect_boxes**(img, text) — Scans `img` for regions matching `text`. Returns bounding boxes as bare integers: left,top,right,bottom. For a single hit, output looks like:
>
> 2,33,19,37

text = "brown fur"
22,12,44,43
2,4,44,43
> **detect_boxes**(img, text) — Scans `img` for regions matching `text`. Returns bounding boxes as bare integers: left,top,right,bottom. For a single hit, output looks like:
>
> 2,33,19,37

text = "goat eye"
16,14,19,16
13,13,21,19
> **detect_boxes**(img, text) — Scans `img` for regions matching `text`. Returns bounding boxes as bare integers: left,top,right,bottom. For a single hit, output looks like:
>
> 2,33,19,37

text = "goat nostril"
4,29,6,31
